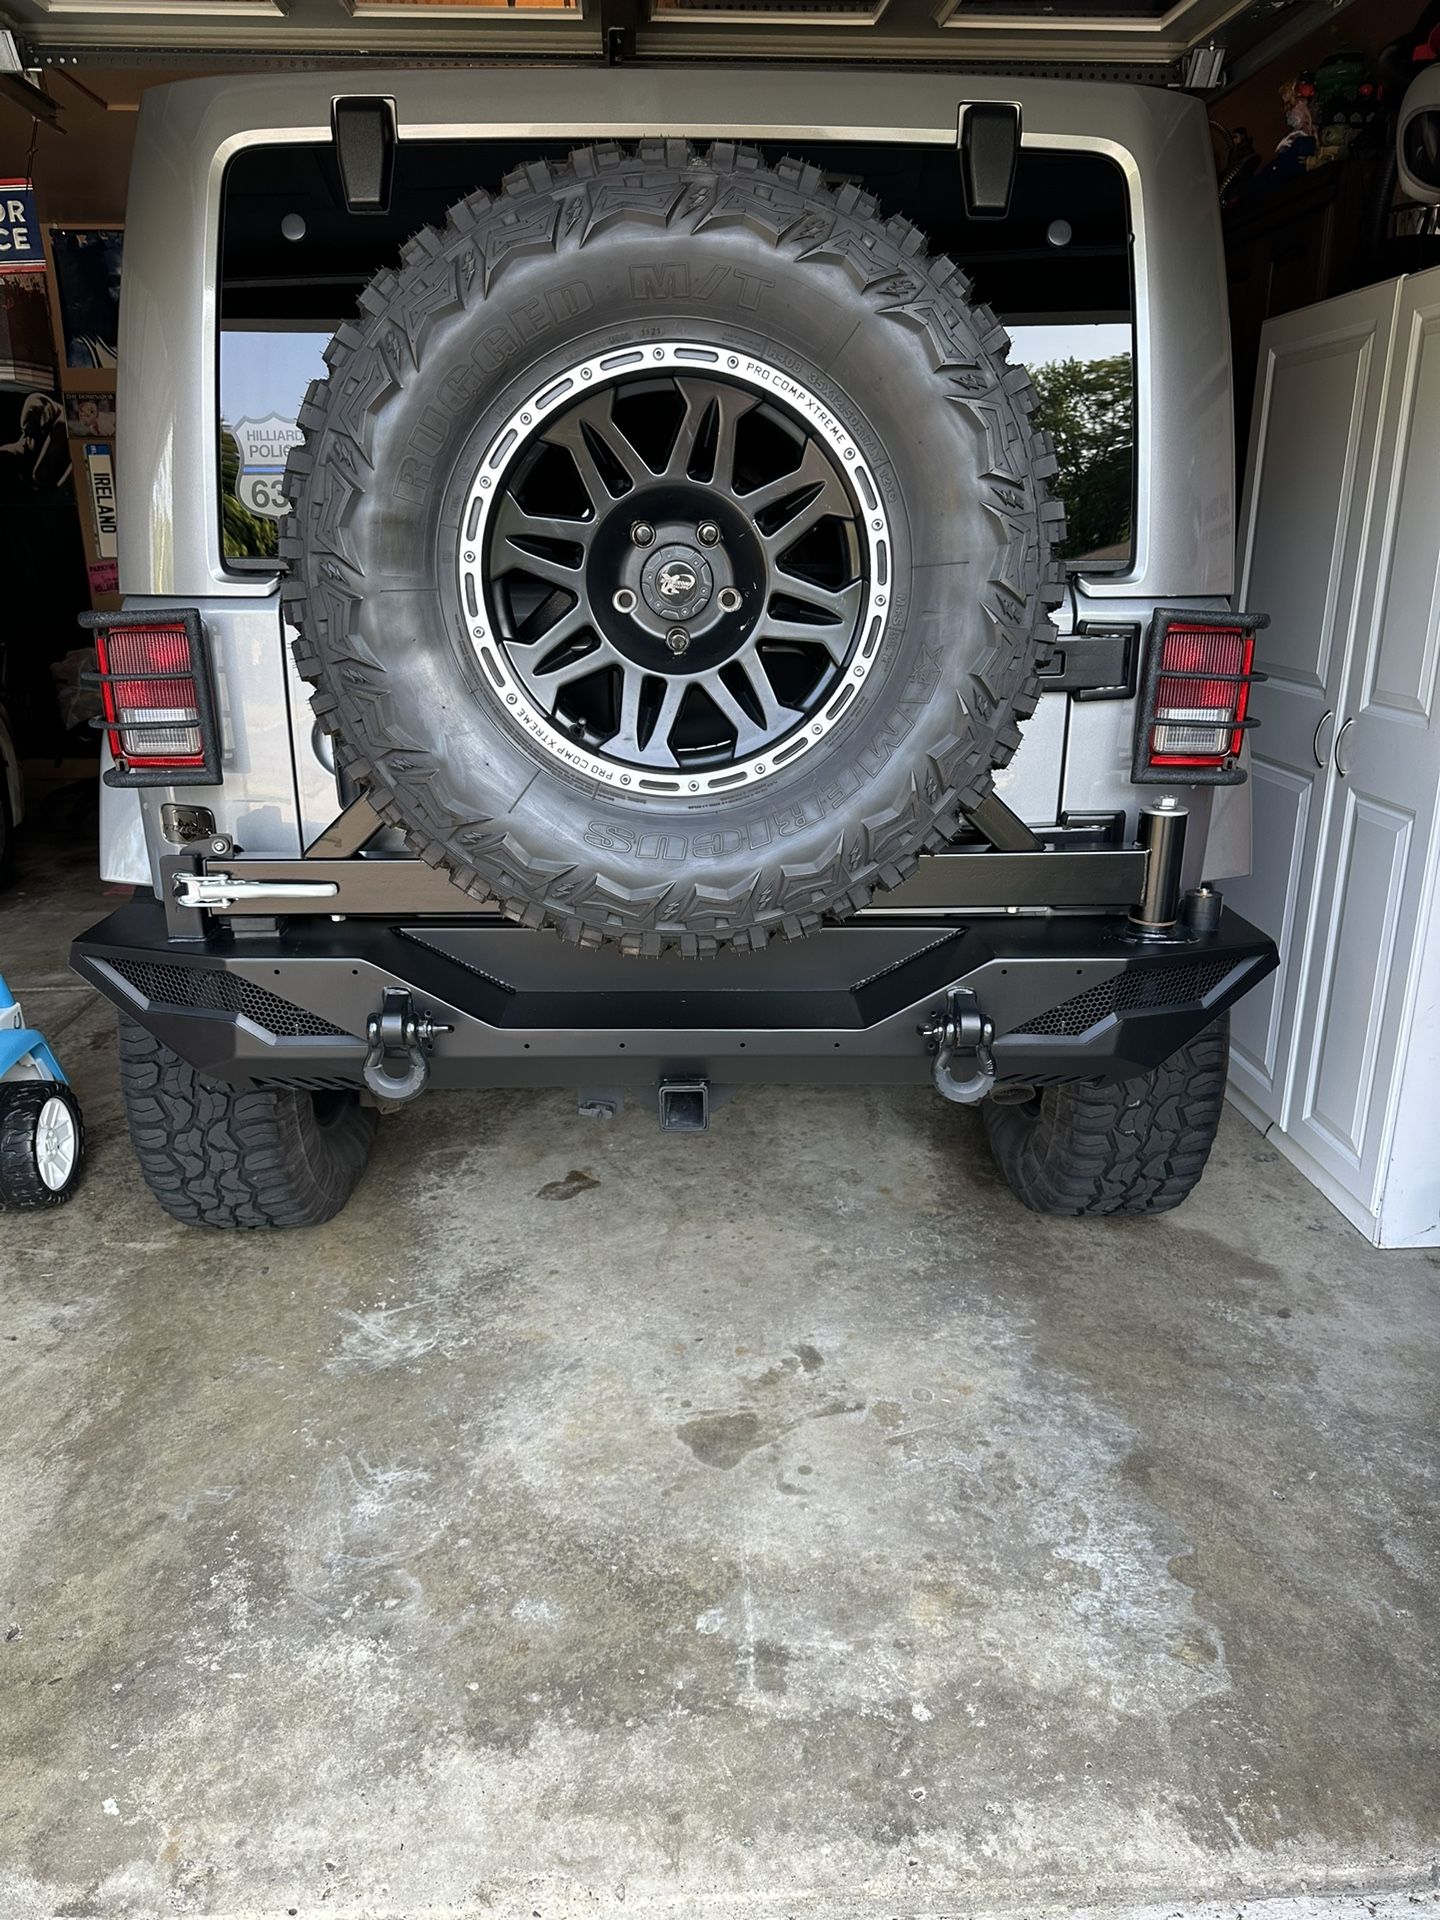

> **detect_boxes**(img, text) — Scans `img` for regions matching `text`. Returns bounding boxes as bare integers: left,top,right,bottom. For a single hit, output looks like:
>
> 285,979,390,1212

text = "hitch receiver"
363,988,451,1102
922,988,996,1106
658,1078,709,1133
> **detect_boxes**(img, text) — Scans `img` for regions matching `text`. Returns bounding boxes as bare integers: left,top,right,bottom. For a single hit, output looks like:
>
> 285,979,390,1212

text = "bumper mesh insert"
1012,953,1243,1039
105,957,349,1040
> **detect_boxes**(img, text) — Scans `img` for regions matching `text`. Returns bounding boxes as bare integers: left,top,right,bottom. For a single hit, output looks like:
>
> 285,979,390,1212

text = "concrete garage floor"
2,786,1438,1920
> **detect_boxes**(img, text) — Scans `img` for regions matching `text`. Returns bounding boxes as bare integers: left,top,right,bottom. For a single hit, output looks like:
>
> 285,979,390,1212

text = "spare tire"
282,140,1064,956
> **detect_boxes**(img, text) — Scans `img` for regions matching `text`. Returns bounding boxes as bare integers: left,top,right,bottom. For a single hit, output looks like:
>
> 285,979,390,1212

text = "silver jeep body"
103,68,1243,891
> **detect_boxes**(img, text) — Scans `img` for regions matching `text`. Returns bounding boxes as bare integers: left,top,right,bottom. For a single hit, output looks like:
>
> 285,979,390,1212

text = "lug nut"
666,628,691,655
697,522,721,546
612,588,637,614
717,587,742,613
630,521,655,547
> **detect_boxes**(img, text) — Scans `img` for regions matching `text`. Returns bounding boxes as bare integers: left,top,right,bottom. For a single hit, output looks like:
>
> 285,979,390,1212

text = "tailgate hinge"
1038,622,1139,701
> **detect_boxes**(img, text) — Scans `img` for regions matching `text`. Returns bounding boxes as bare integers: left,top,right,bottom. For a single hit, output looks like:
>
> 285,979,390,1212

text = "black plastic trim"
331,96,396,215
960,102,1021,219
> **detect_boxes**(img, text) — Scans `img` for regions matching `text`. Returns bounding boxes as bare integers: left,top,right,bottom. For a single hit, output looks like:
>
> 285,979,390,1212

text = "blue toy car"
0,973,85,1209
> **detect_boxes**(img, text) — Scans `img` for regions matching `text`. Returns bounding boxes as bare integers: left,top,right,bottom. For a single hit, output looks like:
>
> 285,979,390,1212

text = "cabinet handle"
1334,716,1356,778
1312,708,1335,768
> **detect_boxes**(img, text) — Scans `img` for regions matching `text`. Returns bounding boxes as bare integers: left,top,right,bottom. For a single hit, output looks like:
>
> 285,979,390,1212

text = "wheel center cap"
641,543,713,621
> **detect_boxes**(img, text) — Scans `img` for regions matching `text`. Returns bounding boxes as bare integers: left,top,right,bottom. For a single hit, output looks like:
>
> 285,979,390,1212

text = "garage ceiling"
0,0,1364,78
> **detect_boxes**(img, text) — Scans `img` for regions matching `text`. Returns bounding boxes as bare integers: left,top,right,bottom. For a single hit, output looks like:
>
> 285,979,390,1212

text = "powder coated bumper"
72,894,1276,1095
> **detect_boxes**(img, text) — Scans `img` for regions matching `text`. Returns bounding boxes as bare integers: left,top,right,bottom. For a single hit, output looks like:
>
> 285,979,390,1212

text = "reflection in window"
219,329,329,563
219,424,277,561
1009,323,1133,570
218,322,1134,573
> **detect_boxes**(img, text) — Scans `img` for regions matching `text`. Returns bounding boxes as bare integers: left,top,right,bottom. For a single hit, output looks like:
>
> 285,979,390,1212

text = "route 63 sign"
233,413,302,520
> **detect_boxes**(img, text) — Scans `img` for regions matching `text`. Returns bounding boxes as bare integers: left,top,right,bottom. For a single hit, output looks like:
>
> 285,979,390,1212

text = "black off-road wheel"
282,140,1063,957
981,1016,1231,1217
117,1018,377,1229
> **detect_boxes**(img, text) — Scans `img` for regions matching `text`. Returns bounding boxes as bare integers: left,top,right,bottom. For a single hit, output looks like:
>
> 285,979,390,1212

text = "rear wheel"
981,1016,1230,1217
117,1018,377,1229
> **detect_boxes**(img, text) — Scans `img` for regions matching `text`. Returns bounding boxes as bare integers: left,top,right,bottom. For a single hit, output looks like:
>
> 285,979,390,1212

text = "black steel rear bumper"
72,895,1276,1095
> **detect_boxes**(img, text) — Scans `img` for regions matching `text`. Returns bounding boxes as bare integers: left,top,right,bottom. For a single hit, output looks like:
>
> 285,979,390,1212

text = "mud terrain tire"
982,1016,1232,1216
117,1017,377,1229
283,141,1063,956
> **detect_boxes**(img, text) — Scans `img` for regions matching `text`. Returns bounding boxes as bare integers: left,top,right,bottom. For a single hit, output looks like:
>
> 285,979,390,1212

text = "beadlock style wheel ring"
457,342,892,797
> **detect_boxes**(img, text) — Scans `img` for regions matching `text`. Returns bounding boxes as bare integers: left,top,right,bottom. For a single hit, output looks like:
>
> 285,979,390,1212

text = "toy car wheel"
0,1082,85,1209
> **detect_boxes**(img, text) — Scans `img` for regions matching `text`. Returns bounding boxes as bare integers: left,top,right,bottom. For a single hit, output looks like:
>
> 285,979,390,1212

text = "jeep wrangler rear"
71,70,1277,1227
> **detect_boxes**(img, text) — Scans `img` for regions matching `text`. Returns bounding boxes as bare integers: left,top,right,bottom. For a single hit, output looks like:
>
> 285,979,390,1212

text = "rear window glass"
218,139,1133,573
1008,322,1133,568
219,330,323,562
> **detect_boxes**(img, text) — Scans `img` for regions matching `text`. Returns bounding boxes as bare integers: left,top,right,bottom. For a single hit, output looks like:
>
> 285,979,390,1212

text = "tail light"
81,609,220,787
1132,609,1266,786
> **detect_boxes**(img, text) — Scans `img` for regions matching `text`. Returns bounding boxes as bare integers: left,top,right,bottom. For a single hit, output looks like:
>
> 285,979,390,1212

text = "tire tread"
982,1016,1230,1217
0,1082,84,1210
282,141,1065,956
116,1018,376,1229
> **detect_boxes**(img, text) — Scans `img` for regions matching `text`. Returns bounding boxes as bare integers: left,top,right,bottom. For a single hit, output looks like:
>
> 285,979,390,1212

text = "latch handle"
172,871,339,910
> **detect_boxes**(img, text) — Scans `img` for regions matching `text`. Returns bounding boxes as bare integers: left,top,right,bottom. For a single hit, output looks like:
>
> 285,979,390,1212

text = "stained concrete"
2,786,1438,1920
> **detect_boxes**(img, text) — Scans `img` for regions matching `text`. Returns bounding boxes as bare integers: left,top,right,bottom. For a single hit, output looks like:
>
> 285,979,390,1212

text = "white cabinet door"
1225,281,1399,1124
1284,269,1440,1224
